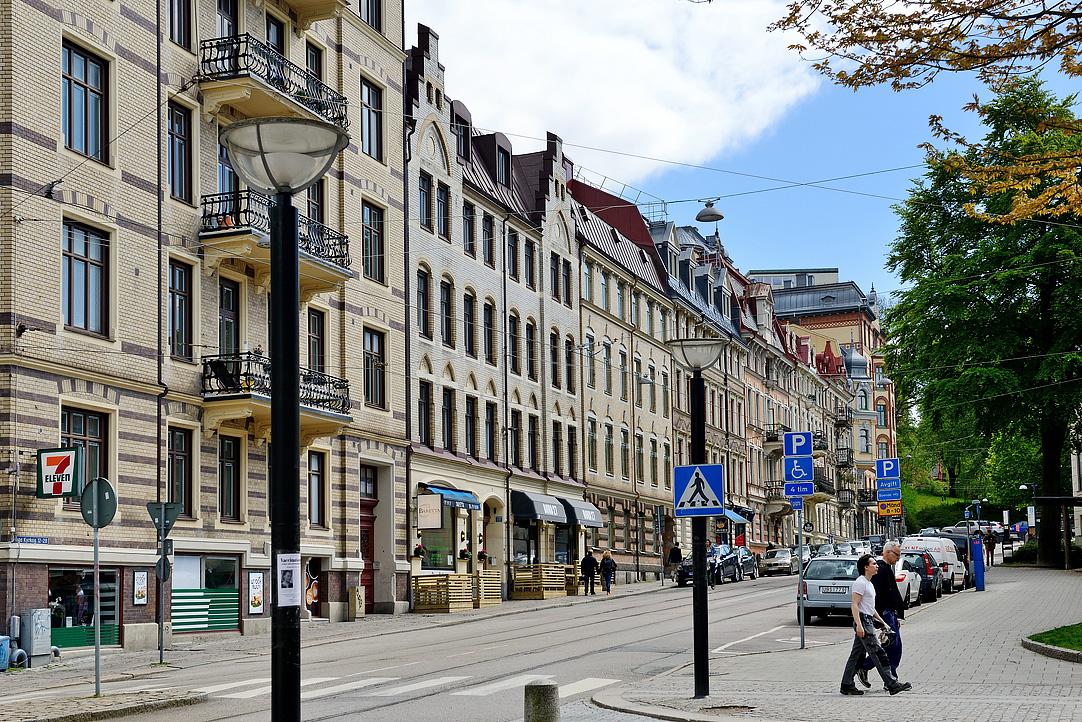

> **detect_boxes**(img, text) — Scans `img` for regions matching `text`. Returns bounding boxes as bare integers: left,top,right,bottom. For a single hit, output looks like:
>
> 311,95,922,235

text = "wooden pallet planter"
565,565,581,596
511,563,568,600
412,574,474,613
474,569,503,608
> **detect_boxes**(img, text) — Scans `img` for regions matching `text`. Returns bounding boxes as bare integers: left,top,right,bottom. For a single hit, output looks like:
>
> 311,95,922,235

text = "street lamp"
220,117,348,722
667,335,729,698
694,199,724,223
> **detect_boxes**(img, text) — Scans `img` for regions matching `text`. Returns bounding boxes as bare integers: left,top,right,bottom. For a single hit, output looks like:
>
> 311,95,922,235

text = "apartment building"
0,0,409,648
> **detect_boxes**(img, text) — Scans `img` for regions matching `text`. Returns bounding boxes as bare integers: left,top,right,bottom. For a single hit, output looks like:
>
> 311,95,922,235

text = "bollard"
523,680,560,722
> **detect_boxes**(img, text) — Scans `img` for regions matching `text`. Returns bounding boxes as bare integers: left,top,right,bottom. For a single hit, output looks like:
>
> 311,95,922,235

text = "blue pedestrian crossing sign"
784,456,813,482
783,432,813,457
673,464,725,517
876,458,900,479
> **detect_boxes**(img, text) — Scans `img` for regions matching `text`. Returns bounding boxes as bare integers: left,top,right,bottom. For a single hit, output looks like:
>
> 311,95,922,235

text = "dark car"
733,546,758,581
902,549,943,603
934,532,974,588
675,547,736,587
864,534,886,555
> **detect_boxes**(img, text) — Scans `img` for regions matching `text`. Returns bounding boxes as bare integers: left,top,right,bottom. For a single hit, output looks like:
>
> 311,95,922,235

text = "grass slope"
1031,623,1082,652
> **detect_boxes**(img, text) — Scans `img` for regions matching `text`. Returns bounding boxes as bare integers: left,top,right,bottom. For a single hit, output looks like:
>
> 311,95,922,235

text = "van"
901,536,965,593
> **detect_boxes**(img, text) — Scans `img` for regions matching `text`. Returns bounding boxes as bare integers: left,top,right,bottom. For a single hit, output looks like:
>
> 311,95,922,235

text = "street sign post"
783,432,812,457
80,478,116,698
673,464,725,517
783,456,814,482
784,430,813,651
147,501,183,664
803,521,814,534
784,482,815,497
876,478,900,491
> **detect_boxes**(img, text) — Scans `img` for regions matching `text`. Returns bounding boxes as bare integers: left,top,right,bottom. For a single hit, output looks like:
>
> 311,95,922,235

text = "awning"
722,508,751,525
558,497,604,528
510,490,567,523
426,485,481,510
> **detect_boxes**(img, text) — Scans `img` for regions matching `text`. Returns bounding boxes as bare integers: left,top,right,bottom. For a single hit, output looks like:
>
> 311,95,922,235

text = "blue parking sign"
789,496,804,511
784,456,813,482
876,458,900,479
783,432,812,457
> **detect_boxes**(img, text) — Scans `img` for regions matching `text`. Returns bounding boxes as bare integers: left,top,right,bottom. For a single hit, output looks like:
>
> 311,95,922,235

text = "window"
436,182,450,238
307,179,325,223
567,427,577,480
562,260,573,306
361,78,383,161
484,300,497,364
659,309,668,340
647,301,655,336
616,282,626,320
62,222,109,335
440,278,454,347
508,314,521,374
635,433,645,482
463,292,477,357
552,422,563,476
506,229,519,280
217,0,238,36
549,331,561,388
510,410,522,467
465,396,478,458
307,308,325,372
219,278,240,355
600,272,610,311
306,42,323,79
442,388,456,451
605,424,615,476
603,342,613,395
878,441,889,459
308,451,326,527
634,359,643,408
62,408,106,502
662,372,670,418
858,389,868,410
525,322,537,380
360,0,381,31
485,402,498,462
620,351,629,401
528,415,540,471
417,172,434,230
663,443,671,489
650,439,658,486
497,147,511,186
463,202,476,256
416,268,431,337
586,335,596,387
169,0,191,48
359,464,377,499
620,429,630,480
630,292,639,327
587,419,598,470
169,427,193,517
582,263,593,303
454,114,470,158
565,338,576,393
219,435,241,521
363,328,385,408
876,403,887,427
524,240,535,289
62,42,108,162
550,252,560,300
859,428,870,453
362,202,384,283
265,14,286,54
418,380,433,446
649,364,657,412
169,260,192,360
482,213,495,267
167,102,192,202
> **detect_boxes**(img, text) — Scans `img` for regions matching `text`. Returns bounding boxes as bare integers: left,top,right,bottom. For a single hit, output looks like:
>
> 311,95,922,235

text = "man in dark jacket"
858,541,905,688
581,549,599,595
666,542,683,584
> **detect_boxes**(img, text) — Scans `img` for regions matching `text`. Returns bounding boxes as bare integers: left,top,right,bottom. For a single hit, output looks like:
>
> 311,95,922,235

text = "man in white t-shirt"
840,554,912,696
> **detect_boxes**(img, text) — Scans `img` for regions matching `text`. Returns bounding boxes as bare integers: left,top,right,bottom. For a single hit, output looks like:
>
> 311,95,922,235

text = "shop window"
513,519,539,565
554,524,572,564
49,567,119,647
420,503,454,570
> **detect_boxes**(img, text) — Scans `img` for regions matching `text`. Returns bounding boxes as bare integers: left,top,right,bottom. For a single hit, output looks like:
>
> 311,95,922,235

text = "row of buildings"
0,0,896,649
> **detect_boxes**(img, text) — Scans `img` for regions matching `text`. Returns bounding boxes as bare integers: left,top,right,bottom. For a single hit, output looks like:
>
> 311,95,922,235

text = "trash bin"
0,635,10,672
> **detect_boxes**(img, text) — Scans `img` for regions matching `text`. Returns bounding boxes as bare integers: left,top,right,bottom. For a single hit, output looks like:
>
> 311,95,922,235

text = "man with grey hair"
857,540,906,689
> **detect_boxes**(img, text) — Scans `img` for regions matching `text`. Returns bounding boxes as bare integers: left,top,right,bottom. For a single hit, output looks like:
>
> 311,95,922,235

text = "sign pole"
689,368,709,699
158,501,166,665
93,484,101,697
797,508,805,650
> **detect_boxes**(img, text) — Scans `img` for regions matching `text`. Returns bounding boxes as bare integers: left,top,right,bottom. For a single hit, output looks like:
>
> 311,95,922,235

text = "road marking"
775,637,830,646
301,678,398,700
447,650,478,658
364,676,471,696
348,661,421,677
713,625,785,652
192,678,267,694
558,678,620,698
452,674,553,697
219,677,337,699
480,643,508,650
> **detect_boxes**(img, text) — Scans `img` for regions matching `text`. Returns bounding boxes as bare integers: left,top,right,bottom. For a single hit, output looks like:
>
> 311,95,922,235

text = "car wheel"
944,575,955,594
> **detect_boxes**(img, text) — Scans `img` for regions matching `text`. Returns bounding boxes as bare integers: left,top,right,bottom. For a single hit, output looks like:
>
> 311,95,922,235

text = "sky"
404,0,1076,302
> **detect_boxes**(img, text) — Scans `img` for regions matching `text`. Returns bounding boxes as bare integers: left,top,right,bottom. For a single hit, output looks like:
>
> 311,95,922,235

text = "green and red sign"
36,447,83,498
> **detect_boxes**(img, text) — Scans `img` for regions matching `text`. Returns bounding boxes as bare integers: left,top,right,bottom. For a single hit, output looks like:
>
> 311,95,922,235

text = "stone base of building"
241,616,270,636
374,600,409,614
122,622,166,651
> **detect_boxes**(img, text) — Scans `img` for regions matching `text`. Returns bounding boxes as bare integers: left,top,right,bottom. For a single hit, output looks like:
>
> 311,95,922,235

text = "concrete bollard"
523,680,560,722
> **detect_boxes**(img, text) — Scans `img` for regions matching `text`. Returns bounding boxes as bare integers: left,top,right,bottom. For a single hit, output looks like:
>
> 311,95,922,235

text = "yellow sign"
878,500,902,517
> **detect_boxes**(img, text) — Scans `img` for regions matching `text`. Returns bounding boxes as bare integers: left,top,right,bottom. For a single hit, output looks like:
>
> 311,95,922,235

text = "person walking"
599,550,618,595
666,542,683,584
581,549,599,595
840,554,912,696
984,529,997,567
858,541,905,688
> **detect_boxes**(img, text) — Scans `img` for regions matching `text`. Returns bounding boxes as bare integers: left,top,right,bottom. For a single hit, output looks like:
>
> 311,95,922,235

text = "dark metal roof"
575,202,666,295
771,281,875,319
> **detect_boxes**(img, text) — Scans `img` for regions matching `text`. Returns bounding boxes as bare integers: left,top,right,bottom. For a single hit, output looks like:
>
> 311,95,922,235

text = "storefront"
717,507,753,546
416,485,482,573
557,497,604,563
171,555,240,633
49,567,120,648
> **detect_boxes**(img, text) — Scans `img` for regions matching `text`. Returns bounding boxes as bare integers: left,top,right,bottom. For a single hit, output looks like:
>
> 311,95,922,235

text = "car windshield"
804,559,858,580
766,550,790,559
817,544,834,555
716,545,732,556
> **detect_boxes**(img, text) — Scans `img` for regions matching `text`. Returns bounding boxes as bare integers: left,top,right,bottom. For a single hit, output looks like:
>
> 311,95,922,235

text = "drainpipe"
403,74,417,611
628,278,641,581
499,212,514,597
154,0,170,660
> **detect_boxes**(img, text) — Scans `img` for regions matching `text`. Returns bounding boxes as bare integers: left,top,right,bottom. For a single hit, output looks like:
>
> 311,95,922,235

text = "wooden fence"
510,563,572,600
412,570,505,613
474,569,503,608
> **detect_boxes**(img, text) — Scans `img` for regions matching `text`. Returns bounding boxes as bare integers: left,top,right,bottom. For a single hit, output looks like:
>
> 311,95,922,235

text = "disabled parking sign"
673,464,725,517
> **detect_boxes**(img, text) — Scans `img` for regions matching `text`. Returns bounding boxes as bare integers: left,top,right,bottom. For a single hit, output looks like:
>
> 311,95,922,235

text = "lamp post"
220,117,348,722
668,336,729,699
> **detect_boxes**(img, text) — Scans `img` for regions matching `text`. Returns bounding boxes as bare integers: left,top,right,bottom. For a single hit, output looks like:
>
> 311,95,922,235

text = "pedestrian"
580,548,599,596
840,554,912,696
599,550,618,595
706,541,719,589
666,542,682,584
858,541,905,688
984,530,997,568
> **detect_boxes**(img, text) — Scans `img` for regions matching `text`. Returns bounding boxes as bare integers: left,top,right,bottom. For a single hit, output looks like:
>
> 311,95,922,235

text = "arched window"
859,428,871,453
858,389,868,410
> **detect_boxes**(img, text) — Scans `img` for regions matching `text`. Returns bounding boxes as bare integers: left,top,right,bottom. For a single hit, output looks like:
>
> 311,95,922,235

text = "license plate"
821,586,847,594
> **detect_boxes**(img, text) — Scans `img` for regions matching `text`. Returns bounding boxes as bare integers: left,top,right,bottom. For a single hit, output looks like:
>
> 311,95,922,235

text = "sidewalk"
595,567,1082,721
0,577,668,704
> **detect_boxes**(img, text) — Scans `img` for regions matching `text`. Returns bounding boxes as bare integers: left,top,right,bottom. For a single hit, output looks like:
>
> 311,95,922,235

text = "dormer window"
497,147,511,186
453,114,470,158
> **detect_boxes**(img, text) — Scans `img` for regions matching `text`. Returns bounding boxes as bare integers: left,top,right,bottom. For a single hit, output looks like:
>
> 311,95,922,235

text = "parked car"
901,536,966,593
678,544,743,586
733,546,758,581
835,542,854,555
935,532,976,587
848,540,871,556
816,543,839,557
863,534,886,554
763,548,800,576
799,555,860,623
902,549,943,603
890,558,921,608
793,545,813,565
917,527,941,536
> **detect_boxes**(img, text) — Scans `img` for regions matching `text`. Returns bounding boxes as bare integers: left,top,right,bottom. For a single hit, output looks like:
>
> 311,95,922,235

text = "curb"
14,692,208,722
1021,637,1082,664
592,688,788,722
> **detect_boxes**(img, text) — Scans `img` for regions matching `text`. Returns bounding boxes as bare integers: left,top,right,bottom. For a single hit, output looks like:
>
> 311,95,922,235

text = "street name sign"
877,500,902,517
783,432,812,457
673,464,725,517
876,488,902,502
789,496,804,511
784,482,815,497
783,456,814,482
875,458,901,479
876,478,901,491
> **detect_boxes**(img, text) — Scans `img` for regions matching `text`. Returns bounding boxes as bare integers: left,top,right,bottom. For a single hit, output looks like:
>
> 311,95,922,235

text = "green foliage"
1030,623,1082,653
980,428,1043,509
1005,540,1082,566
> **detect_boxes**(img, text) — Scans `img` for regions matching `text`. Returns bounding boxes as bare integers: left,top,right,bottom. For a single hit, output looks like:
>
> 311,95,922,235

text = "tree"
884,79,1082,564
981,426,1043,511
771,1,1082,219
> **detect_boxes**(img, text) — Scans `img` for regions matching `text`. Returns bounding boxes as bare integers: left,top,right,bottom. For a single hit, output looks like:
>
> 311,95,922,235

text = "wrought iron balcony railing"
764,423,792,443
815,477,836,496
857,489,876,506
834,406,853,426
200,34,349,128
765,482,786,499
836,447,853,467
200,191,351,270
813,433,828,451
202,352,351,416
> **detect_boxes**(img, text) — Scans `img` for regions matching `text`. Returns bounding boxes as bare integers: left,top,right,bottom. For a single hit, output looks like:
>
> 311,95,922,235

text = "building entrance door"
359,499,376,614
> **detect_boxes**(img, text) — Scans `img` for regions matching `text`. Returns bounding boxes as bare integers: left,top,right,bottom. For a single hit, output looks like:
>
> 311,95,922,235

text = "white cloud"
405,0,821,186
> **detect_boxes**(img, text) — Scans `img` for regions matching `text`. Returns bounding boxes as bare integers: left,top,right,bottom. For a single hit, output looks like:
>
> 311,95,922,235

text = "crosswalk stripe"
451,674,552,697
301,677,398,700
557,678,620,698
192,678,267,694
364,676,471,697
219,677,338,699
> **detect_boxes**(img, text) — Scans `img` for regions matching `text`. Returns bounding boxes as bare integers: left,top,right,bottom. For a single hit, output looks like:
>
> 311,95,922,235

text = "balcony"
199,35,349,130
812,432,829,458
763,423,791,457
764,482,793,516
201,352,351,446
836,447,853,467
285,0,348,30
857,489,877,507
835,406,853,426
200,191,353,301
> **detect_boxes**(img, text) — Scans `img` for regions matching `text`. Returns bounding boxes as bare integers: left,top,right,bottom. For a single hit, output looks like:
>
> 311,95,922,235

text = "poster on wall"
133,570,149,606
417,493,443,529
248,571,264,615
276,553,302,607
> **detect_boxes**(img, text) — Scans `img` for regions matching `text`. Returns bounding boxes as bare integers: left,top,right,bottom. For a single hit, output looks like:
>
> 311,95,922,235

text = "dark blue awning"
722,508,751,525
558,497,604,528
511,490,567,523
426,485,481,510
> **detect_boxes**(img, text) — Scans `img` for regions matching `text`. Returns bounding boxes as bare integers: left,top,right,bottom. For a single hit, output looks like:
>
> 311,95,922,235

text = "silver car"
798,555,859,623
763,548,800,576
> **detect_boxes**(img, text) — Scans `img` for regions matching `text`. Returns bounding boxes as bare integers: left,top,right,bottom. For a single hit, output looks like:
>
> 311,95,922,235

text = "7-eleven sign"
37,447,83,498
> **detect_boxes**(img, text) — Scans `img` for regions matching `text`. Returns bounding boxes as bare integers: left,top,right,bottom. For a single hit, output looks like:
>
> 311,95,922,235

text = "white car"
892,559,921,608
901,536,966,593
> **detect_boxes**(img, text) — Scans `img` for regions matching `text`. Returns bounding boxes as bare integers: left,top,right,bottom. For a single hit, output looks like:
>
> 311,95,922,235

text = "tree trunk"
947,465,958,498
1037,413,1067,565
